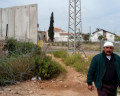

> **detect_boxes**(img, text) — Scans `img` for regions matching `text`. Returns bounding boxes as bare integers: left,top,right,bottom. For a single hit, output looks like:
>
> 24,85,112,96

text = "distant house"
90,29,115,42
54,28,68,42
37,31,47,42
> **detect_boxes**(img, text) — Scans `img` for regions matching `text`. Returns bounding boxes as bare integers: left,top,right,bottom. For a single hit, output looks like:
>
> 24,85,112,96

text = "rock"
16,82,20,84
29,91,33,94
60,81,63,83
33,80,37,83
40,87,44,90
14,91,19,94
10,90,14,94
64,85,67,88
7,88,11,91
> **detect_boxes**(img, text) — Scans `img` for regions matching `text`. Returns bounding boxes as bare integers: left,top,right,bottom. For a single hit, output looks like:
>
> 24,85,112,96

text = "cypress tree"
48,12,54,42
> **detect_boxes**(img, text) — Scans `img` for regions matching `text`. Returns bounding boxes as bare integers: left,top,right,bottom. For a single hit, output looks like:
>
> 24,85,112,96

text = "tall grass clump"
64,54,83,66
0,55,35,86
52,51,92,75
52,50,68,58
64,54,92,74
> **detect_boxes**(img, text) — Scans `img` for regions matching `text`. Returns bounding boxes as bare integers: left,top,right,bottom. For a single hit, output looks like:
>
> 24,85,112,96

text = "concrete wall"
0,4,38,43
2,8,9,37
0,8,2,36
29,5,38,43
8,7,15,38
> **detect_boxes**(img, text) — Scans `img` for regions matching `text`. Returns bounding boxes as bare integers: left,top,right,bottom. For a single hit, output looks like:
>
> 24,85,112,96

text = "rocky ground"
0,54,98,96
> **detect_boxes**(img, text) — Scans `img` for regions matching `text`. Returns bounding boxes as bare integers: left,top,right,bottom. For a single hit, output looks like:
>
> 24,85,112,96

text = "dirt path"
0,54,97,96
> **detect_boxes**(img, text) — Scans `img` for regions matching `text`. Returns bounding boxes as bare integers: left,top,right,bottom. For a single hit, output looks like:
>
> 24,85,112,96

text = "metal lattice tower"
68,0,82,53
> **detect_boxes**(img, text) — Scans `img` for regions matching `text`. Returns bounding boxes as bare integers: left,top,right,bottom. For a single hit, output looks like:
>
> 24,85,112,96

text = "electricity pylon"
68,0,82,54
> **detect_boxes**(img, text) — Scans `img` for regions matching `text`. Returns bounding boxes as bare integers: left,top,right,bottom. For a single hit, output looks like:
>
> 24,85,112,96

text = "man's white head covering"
104,41,114,47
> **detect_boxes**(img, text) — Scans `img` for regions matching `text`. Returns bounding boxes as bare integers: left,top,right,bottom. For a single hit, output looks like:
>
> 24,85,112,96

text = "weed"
52,50,68,58
64,54,92,74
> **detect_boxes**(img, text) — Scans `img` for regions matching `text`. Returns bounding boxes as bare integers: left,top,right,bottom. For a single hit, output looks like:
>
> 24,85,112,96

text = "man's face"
103,46,114,56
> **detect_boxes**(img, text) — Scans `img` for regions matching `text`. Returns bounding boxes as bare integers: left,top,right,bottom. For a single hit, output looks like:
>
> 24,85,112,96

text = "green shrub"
34,55,66,80
3,38,40,56
0,39,66,86
52,50,68,58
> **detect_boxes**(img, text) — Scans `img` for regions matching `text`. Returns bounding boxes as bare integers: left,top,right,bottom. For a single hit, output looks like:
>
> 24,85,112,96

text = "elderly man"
87,41,120,96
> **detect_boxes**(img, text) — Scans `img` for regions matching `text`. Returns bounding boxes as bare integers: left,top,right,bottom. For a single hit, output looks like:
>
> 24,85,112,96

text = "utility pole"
68,0,82,54
89,26,91,35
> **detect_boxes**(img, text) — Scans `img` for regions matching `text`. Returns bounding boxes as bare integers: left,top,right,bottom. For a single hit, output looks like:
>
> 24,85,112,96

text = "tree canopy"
48,12,54,42
98,35,103,41
115,35,120,41
83,33,90,42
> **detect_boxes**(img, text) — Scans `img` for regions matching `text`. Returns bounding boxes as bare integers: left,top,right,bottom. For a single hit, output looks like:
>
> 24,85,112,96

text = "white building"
90,29,115,42
54,28,68,42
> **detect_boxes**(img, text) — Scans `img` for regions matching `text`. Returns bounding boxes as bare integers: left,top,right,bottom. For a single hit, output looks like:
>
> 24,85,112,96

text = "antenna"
68,0,82,54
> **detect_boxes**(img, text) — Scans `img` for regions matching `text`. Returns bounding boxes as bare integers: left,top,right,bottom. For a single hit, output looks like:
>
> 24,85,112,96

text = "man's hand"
88,85,94,91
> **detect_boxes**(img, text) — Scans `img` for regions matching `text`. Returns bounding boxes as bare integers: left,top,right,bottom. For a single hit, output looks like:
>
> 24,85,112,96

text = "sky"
0,0,120,35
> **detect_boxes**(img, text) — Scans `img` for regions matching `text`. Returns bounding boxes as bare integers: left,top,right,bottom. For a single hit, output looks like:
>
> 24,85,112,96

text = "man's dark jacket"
87,52,120,89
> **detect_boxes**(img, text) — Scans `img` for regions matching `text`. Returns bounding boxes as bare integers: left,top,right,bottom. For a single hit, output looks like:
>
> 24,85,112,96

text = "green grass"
52,50,68,58
52,51,93,75
64,54,92,74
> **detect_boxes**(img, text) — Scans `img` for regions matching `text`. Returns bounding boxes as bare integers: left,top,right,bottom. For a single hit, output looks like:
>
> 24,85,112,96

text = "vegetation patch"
0,55,35,86
3,38,40,57
64,54,92,74
52,51,93,75
0,38,66,86
34,54,66,80
52,50,68,58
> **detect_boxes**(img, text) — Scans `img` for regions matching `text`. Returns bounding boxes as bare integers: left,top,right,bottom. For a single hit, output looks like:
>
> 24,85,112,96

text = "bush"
3,38,40,56
52,50,68,58
0,39,66,86
34,55,66,80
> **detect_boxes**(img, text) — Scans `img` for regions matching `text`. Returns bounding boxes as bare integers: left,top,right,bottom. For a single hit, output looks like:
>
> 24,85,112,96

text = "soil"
0,54,97,96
